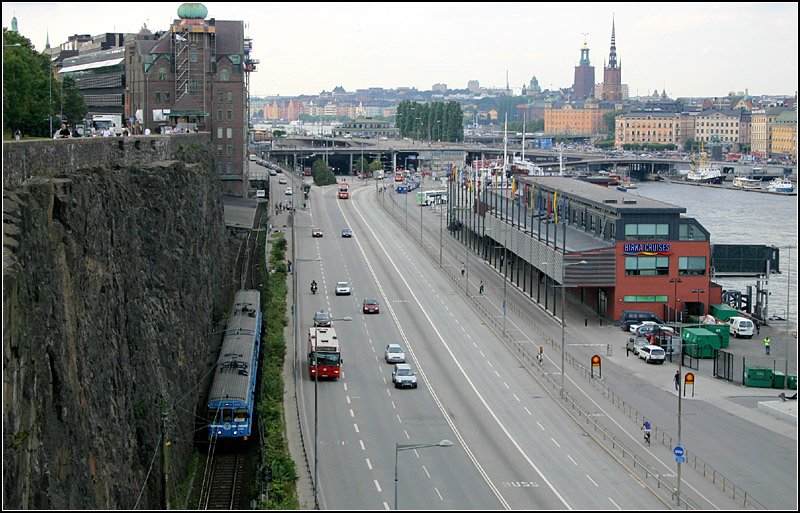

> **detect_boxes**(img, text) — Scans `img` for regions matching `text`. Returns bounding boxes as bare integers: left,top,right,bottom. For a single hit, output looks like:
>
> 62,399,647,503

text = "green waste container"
788,375,797,390
772,371,785,389
744,367,773,388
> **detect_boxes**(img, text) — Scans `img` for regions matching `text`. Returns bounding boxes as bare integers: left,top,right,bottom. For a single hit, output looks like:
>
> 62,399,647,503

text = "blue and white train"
207,289,262,441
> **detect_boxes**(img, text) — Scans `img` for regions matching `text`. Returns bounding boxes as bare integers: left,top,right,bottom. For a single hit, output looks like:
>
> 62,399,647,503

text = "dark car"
341,228,353,238
313,310,331,327
363,298,379,314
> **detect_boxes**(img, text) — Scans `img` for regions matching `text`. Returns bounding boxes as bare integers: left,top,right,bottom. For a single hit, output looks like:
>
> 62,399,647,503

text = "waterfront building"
572,37,595,100
694,109,750,150
544,100,612,136
614,112,694,148
334,118,398,139
771,110,797,158
451,176,719,322
125,2,255,195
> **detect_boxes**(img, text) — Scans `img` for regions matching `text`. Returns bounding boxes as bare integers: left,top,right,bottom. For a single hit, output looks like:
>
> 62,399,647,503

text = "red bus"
308,327,342,379
338,182,350,199
394,170,406,182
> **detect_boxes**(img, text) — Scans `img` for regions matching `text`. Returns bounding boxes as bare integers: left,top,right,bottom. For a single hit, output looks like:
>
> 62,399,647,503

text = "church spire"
45,29,50,49
608,15,618,70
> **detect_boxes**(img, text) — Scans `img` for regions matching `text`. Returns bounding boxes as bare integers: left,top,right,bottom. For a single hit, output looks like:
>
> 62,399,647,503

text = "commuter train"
207,289,262,441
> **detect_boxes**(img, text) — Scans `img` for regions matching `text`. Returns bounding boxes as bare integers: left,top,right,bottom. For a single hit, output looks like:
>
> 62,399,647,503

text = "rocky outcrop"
3,149,228,508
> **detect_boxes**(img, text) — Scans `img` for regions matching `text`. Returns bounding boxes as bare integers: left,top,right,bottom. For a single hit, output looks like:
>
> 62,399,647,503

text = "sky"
3,2,798,98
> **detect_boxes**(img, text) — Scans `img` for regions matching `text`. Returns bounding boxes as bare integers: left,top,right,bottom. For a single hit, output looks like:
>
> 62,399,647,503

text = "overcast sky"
4,2,798,98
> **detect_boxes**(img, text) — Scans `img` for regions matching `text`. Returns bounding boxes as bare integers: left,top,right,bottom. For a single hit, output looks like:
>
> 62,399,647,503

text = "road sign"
674,445,684,457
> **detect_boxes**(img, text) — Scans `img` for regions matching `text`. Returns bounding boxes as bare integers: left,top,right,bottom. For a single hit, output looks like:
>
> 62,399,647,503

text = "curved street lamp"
394,439,453,509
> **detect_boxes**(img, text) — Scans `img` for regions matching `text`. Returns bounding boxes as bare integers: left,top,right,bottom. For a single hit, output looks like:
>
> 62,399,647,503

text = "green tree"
311,159,336,186
3,29,56,137
59,75,87,126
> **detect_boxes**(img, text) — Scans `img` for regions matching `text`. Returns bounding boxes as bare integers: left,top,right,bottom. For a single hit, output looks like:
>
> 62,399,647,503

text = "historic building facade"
601,18,623,102
573,38,594,100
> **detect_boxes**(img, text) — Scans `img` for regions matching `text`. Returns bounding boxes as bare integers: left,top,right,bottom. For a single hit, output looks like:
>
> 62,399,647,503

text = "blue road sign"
674,445,684,457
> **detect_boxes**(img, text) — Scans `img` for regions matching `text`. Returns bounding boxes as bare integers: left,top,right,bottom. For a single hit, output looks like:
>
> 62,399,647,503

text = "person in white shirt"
144,127,151,136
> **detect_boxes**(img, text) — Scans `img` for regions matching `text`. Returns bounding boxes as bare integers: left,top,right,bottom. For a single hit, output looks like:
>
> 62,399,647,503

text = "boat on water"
766,178,794,193
732,176,762,190
685,149,725,184
510,156,547,176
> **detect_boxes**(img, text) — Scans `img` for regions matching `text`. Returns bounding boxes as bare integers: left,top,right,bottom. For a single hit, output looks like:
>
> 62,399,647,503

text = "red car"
363,298,380,314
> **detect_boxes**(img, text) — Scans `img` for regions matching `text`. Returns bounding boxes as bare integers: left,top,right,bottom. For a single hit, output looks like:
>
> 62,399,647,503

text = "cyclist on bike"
641,419,651,445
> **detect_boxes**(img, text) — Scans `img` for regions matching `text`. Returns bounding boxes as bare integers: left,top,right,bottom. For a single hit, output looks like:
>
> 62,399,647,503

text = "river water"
633,182,797,323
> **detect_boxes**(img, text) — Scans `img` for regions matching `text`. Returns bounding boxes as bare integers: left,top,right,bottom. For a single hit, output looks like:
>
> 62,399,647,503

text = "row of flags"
448,163,569,224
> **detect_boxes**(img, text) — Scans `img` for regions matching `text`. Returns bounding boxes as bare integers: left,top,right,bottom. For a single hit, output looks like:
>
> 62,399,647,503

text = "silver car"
392,363,417,389
384,344,405,363
335,281,351,295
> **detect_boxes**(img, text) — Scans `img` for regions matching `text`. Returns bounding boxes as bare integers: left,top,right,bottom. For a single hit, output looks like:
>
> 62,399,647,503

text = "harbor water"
633,182,797,324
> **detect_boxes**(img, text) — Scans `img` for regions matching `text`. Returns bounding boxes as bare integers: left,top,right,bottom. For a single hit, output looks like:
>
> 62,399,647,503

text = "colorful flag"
554,190,559,224
511,176,517,196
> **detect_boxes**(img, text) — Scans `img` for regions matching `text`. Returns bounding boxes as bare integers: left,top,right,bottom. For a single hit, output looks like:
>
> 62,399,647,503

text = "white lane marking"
423,465,431,479
503,382,510,390
435,487,444,501
346,396,351,404
374,479,382,492
585,474,598,487
512,393,521,402
366,458,373,470
396,414,402,424
359,439,366,451
523,407,532,416
350,409,355,418
567,455,578,466
341,193,567,510
550,438,560,448
391,400,396,410
536,422,545,431
607,497,622,510
354,423,359,433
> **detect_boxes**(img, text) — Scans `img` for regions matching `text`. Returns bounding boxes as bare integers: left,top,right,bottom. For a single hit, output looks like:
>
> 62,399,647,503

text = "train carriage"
207,289,262,441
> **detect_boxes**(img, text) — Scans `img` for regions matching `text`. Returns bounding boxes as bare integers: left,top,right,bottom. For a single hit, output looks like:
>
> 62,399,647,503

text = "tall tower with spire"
602,16,622,101
573,34,594,99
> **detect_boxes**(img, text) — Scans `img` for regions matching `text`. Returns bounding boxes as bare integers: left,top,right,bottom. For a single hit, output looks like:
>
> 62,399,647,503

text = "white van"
728,316,755,339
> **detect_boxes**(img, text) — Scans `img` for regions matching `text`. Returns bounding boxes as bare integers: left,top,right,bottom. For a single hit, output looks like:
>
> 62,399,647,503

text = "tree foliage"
3,29,58,137
60,75,87,126
396,100,464,142
311,159,337,186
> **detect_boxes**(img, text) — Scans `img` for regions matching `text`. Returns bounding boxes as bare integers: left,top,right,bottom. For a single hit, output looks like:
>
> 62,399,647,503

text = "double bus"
338,182,350,199
416,189,448,206
308,327,342,379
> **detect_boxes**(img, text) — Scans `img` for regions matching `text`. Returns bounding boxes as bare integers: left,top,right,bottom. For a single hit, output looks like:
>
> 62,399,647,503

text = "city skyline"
3,2,798,98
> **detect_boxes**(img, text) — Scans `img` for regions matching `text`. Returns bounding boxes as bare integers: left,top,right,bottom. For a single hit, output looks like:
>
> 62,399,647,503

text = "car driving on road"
392,363,418,389
384,343,405,363
335,281,351,295
313,310,331,327
363,298,379,314
341,228,353,238
312,228,323,237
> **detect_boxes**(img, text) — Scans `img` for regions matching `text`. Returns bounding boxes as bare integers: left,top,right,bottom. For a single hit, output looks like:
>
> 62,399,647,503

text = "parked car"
311,228,323,237
384,343,405,363
632,323,674,337
341,228,353,238
392,363,418,388
335,281,351,295
620,310,664,331
638,344,666,364
313,310,331,327
627,337,648,356
728,316,755,338
363,298,379,314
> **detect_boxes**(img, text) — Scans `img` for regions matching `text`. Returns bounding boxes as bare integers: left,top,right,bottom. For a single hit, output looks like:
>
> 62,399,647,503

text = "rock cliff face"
3,151,228,508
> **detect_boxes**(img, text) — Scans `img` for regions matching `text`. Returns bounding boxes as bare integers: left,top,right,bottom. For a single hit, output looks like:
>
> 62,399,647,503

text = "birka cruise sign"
622,243,672,256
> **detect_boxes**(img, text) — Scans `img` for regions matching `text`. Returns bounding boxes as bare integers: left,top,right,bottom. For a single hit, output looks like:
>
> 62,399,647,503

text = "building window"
623,295,669,303
158,67,167,81
624,223,669,240
218,162,224,173
217,109,223,121
227,162,234,173
218,90,225,103
217,128,223,139
217,145,223,157
625,256,670,276
678,222,707,241
679,256,706,276
227,110,233,121
227,91,233,104
189,78,198,92
155,91,161,103
220,68,230,82
227,128,233,139
165,92,170,103
189,44,198,63
227,144,233,156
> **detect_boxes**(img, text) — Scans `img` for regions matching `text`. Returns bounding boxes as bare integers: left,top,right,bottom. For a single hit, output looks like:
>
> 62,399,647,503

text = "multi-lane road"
274,170,672,510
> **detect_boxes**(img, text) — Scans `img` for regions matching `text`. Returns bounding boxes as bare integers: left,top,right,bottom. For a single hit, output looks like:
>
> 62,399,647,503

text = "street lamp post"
394,440,453,510
542,260,588,398
785,246,794,390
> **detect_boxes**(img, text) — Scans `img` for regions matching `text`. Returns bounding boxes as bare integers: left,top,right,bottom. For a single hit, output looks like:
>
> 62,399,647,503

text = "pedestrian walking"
755,320,760,335
14,129,21,141
764,336,771,355
479,280,484,295
674,370,680,391
461,261,466,277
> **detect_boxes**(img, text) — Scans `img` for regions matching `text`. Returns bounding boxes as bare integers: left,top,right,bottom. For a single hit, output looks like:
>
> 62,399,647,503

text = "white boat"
732,176,762,190
766,178,794,193
685,148,725,184
511,156,546,176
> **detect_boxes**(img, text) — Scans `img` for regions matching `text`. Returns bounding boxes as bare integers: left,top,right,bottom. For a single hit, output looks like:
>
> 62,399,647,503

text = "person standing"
674,370,680,391
58,122,71,138
764,336,771,355
461,261,466,277
479,280,484,295
14,129,21,141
